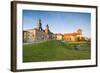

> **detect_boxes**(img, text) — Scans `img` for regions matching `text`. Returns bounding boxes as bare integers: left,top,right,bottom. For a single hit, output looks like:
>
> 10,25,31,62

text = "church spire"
45,24,49,34
46,24,49,29
38,19,41,24
37,18,43,31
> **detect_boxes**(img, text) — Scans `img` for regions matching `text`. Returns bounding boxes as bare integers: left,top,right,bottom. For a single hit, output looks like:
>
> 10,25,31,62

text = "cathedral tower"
37,19,43,31
45,24,49,34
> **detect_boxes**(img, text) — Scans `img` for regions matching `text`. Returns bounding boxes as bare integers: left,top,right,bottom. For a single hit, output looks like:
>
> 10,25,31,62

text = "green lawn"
23,40,91,62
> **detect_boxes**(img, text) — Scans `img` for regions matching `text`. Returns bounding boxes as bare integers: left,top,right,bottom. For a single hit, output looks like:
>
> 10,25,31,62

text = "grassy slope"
23,40,91,62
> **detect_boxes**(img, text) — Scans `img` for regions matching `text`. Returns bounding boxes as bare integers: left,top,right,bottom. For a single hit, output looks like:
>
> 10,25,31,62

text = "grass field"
23,40,91,62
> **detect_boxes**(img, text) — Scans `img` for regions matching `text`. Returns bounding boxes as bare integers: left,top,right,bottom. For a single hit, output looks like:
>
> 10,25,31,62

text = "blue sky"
23,10,91,37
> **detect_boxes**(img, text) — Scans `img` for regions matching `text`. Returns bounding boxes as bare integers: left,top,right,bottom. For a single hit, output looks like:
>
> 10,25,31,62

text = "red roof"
64,32,82,36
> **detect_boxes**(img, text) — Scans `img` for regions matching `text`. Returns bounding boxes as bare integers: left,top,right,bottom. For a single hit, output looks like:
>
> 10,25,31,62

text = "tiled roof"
64,32,82,36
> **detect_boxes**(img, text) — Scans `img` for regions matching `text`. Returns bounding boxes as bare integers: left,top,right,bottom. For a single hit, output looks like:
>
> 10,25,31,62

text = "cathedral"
23,19,84,43
23,19,54,43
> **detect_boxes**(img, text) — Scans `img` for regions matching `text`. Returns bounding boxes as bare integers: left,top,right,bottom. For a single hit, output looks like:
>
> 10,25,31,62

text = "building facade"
56,33,63,40
64,29,83,41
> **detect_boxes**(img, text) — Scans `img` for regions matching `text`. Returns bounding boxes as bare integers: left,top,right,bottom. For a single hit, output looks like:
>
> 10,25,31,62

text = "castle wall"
23,29,50,43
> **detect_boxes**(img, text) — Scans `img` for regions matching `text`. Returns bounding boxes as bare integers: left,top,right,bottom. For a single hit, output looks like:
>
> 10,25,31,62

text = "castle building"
23,18,84,43
64,29,83,41
23,19,53,43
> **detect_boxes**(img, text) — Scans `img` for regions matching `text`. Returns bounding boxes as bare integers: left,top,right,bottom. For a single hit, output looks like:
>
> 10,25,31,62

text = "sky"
23,10,91,37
